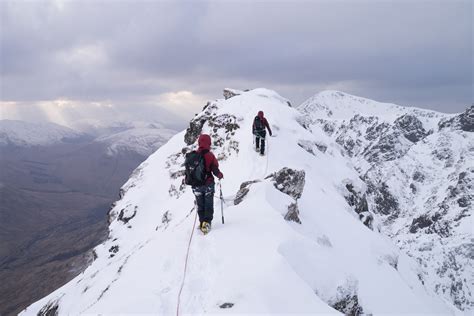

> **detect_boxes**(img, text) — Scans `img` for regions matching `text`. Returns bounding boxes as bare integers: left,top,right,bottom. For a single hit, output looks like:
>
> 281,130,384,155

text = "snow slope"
23,89,456,315
0,120,87,147
299,90,473,311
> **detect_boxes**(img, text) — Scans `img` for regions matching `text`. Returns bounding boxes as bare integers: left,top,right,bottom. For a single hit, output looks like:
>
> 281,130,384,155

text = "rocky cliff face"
439,105,474,132
299,91,473,310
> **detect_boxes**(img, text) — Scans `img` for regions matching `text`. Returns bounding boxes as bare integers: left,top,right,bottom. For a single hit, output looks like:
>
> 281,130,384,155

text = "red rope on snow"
176,205,198,316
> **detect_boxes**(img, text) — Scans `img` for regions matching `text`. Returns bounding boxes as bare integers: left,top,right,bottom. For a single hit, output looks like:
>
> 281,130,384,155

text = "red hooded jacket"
197,134,223,185
252,111,272,136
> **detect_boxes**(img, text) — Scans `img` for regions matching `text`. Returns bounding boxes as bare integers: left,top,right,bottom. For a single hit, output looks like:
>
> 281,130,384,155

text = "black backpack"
254,116,264,131
184,151,207,186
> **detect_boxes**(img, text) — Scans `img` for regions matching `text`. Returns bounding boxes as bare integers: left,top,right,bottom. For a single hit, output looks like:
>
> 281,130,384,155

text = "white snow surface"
0,119,85,146
23,89,458,315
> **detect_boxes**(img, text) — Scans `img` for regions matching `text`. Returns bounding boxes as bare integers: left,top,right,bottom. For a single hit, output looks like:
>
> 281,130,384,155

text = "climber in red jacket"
252,111,272,155
188,134,223,234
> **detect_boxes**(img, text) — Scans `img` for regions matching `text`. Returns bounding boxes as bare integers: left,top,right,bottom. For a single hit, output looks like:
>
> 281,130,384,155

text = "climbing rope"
176,204,198,316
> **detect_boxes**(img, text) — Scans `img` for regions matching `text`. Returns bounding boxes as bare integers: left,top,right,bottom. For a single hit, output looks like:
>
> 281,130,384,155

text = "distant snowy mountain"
95,127,177,157
22,89,463,315
70,119,175,136
299,90,473,311
0,120,88,147
69,119,178,157
0,119,178,158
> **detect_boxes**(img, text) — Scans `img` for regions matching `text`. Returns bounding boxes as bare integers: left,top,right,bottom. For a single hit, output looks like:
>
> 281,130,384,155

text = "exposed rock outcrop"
234,180,260,205
298,140,327,155
284,202,301,224
219,302,234,309
267,168,305,200
223,88,242,100
108,245,119,258
183,102,240,158
439,105,474,132
344,183,373,229
117,206,137,224
328,279,364,316
184,117,207,145
266,168,305,224
38,301,59,316
459,105,474,131
394,114,429,142
367,182,399,219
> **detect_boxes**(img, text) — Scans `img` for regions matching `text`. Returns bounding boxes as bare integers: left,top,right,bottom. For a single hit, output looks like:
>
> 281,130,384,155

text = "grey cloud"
0,0,472,114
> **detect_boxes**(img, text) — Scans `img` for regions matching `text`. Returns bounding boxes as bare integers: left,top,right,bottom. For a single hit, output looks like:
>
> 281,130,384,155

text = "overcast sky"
1,0,472,129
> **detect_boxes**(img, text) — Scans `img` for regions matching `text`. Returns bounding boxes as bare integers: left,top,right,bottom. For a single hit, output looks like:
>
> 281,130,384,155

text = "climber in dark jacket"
193,134,223,233
252,110,272,155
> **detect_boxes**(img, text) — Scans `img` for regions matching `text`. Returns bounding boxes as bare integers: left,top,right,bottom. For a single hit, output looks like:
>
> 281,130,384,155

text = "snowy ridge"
0,120,86,147
23,89,456,315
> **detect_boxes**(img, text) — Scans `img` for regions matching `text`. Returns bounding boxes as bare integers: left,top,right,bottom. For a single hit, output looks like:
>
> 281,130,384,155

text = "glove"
217,172,224,179
269,132,272,137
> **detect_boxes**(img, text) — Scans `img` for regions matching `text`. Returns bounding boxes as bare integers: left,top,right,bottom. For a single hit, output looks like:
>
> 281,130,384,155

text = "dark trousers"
255,131,266,154
192,183,215,224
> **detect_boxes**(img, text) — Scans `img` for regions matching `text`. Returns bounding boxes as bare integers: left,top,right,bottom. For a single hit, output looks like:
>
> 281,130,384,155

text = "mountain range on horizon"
14,88,472,315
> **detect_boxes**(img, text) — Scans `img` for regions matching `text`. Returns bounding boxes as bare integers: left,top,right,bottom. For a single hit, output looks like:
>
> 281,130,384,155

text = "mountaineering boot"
201,221,211,234
197,221,203,230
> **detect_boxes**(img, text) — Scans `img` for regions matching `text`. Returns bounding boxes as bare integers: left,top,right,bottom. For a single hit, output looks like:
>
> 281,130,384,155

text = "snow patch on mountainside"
22,89,456,315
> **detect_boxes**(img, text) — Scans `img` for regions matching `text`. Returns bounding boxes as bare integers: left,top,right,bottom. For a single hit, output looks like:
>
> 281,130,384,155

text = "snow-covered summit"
22,88,459,315
0,120,87,147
